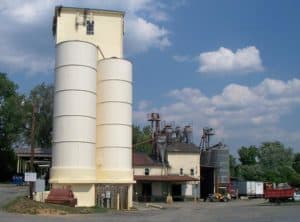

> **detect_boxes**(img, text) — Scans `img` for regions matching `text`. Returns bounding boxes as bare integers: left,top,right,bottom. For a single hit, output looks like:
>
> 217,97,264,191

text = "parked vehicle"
237,181,264,198
293,190,300,201
264,183,294,202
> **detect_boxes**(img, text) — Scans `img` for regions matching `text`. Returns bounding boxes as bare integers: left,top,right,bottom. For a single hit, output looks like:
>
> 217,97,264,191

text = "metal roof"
166,142,200,153
134,175,199,182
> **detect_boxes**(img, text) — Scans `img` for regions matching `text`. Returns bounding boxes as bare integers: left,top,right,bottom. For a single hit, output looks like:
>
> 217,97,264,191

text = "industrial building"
15,6,230,208
50,6,134,208
133,144,200,202
132,113,200,202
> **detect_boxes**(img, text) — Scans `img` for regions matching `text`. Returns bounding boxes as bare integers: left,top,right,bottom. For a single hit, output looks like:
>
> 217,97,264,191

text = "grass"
2,196,107,215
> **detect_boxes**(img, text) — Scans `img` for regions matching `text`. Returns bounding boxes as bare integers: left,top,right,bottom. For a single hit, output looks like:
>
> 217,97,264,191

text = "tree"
238,145,258,165
229,154,240,178
293,153,300,174
239,164,263,181
258,141,295,183
0,73,24,181
132,125,152,154
24,83,54,148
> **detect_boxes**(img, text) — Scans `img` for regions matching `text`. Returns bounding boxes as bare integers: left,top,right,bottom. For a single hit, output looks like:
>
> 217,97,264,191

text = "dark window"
87,20,94,35
145,168,150,175
180,168,183,175
190,169,194,176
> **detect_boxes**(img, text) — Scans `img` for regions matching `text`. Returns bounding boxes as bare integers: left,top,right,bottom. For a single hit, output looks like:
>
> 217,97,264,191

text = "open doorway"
200,167,214,200
142,183,152,202
171,184,183,201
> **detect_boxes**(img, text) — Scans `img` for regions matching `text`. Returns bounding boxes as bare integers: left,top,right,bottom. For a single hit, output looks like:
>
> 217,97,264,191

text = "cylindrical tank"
96,58,133,182
164,125,173,144
157,135,167,164
50,41,97,182
212,147,230,184
184,125,193,144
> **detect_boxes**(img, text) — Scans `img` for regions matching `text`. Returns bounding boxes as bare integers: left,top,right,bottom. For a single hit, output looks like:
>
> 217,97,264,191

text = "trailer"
237,181,264,198
264,188,294,203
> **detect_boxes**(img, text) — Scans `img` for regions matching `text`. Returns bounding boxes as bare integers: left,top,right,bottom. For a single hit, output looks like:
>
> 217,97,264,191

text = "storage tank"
200,149,212,167
184,125,193,144
96,58,133,182
157,135,167,165
212,147,229,184
50,41,97,183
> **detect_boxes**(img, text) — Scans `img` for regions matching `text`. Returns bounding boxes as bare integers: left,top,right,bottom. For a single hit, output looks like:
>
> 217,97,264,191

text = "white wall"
167,153,200,179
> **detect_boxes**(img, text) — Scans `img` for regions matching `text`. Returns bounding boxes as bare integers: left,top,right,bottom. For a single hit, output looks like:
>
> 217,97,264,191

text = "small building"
15,148,51,176
133,142,200,202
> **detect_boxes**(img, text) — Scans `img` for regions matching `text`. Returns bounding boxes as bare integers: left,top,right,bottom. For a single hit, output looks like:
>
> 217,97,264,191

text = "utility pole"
29,103,36,199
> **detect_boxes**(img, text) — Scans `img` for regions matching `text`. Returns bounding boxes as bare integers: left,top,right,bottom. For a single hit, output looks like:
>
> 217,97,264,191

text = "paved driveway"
0,184,27,208
0,185,299,222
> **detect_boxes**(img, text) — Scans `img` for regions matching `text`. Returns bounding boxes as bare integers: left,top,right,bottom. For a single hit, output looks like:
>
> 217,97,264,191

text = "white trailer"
238,181,264,198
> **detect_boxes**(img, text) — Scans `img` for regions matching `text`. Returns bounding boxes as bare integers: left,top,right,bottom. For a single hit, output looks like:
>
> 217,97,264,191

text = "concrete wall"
167,153,200,179
182,183,199,198
52,184,95,207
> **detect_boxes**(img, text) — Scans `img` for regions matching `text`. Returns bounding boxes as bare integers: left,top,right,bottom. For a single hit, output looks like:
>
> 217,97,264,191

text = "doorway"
142,183,152,202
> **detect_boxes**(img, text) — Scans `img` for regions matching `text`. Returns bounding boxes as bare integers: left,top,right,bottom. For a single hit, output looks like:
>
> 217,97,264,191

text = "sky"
0,0,300,154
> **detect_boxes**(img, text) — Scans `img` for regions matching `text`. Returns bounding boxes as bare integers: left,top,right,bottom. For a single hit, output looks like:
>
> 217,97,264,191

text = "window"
86,20,94,35
145,168,150,176
180,168,183,175
190,169,194,176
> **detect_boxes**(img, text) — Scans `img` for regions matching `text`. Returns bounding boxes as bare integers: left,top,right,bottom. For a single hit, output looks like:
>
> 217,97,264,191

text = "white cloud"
255,78,300,97
0,0,174,75
134,78,300,150
212,84,259,108
2,0,52,24
125,17,170,55
198,46,264,74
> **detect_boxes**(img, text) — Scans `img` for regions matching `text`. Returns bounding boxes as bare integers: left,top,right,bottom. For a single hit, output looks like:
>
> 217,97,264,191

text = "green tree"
239,164,263,181
258,141,295,183
229,154,240,178
132,125,152,154
293,153,300,174
24,83,54,148
238,145,258,165
0,73,24,181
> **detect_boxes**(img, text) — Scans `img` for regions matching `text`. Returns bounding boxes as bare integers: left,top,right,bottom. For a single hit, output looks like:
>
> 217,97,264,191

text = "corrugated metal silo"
212,147,230,184
51,41,97,182
96,58,133,182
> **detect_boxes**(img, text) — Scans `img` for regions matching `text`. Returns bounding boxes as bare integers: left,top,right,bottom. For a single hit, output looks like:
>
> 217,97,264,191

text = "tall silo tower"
51,6,134,207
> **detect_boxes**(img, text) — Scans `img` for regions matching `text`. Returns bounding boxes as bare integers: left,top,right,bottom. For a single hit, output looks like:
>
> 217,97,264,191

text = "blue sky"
1,0,299,154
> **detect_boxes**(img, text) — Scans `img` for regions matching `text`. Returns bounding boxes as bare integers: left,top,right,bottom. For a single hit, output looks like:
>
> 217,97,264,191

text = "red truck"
264,187,295,202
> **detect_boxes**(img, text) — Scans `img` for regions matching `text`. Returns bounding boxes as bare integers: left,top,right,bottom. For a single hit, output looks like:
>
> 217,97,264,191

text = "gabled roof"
167,142,200,153
133,153,163,167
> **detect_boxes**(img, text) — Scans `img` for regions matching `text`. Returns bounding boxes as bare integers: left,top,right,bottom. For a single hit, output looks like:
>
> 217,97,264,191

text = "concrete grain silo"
51,41,97,206
96,58,133,183
50,6,134,208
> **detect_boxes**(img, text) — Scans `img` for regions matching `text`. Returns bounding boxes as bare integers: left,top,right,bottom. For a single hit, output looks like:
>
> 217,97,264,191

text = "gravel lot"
1,184,299,222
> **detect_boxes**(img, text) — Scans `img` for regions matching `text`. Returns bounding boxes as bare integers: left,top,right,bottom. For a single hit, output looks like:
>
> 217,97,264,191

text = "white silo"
51,41,97,185
96,58,133,183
